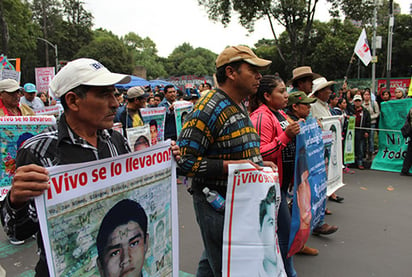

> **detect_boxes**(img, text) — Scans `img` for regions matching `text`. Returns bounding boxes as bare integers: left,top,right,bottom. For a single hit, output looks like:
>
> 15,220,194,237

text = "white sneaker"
9,237,25,245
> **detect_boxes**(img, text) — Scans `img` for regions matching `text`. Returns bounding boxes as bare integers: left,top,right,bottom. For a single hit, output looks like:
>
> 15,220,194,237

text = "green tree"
75,29,133,74
166,43,217,76
122,32,167,79
198,0,323,68
1,0,41,82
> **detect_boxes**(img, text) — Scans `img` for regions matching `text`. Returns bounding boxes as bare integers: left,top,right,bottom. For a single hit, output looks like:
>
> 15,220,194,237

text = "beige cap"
0,79,20,92
127,86,147,98
309,77,337,97
215,45,272,69
49,58,131,98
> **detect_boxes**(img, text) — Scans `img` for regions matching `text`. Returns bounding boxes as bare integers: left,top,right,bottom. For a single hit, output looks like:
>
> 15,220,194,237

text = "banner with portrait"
344,116,355,164
174,101,193,137
126,125,151,152
34,141,179,277
288,118,327,257
140,107,167,146
0,116,56,201
372,99,412,172
319,116,344,196
223,164,286,277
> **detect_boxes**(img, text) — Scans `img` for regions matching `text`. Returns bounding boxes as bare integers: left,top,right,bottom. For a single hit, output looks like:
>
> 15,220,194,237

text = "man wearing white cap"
309,77,336,119
0,79,34,117
0,58,180,276
177,46,276,277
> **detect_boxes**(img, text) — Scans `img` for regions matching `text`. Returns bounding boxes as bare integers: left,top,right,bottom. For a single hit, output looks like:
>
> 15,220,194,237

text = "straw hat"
287,66,318,86
308,77,336,97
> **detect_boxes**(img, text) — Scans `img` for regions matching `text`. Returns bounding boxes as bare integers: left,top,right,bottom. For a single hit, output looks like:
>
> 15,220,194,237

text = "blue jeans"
278,189,297,277
193,191,224,277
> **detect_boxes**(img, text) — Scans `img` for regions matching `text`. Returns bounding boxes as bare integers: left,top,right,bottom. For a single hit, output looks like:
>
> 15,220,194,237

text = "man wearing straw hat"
287,66,319,95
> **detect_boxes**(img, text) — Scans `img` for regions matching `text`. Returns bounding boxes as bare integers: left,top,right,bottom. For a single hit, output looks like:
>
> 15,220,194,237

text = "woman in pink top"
250,75,300,277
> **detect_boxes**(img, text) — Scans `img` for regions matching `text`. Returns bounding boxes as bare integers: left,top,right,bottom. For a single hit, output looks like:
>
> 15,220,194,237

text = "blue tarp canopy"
149,79,177,90
115,75,150,90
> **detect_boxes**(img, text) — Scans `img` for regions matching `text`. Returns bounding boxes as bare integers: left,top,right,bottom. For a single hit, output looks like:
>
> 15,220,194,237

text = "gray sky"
84,0,410,58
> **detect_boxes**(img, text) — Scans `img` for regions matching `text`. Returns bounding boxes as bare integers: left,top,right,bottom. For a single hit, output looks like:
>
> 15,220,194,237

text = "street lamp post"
37,37,58,72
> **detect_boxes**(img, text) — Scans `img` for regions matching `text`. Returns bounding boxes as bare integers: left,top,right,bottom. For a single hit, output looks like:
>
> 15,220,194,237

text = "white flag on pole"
354,28,372,66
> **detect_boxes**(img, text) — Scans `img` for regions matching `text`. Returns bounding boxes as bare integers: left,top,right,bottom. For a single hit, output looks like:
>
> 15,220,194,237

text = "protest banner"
344,116,355,164
34,141,179,276
223,164,285,277
141,107,166,145
35,67,55,93
126,125,151,152
372,99,412,172
0,116,56,200
33,104,64,117
377,78,411,99
174,101,193,137
319,116,344,196
167,75,213,91
0,68,21,83
288,118,327,257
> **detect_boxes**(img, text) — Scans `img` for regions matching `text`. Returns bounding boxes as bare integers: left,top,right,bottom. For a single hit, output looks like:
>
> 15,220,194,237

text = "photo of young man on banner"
288,118,328,257
223,164,286,277
34,142,178,277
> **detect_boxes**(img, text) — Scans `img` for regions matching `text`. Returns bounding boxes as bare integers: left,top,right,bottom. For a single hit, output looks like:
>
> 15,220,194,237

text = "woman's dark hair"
328,93,338,104
60,85,90,110
249,75,283,113
337,97,346,106
381,89,391,98
215,61,244,85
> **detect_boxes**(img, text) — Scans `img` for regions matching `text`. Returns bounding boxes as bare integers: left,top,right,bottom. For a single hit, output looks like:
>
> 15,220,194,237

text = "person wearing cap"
0,79,35,117
309,77,336,119
177,45,276,277
287,66,318,95
353,94,371,169
249,75,300,276
0,58,181,276
19,83,45,110
114,86,148,136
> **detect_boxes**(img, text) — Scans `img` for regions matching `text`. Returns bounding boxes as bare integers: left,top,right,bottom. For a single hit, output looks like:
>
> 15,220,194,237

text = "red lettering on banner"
47,172,88,199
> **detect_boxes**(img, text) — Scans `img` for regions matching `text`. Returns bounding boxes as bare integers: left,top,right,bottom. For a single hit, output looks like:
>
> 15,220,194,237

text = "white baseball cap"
49,58,131,98
0,79,20,92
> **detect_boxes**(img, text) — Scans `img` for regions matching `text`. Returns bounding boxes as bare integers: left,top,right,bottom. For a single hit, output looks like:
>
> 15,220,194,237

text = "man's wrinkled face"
0,90,21,108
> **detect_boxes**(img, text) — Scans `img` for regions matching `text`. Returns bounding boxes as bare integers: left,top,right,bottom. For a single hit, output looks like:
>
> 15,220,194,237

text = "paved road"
1,169,411,276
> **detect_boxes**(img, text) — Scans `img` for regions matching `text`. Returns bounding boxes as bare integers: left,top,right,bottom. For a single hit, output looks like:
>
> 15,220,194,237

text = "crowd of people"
0,44,411,277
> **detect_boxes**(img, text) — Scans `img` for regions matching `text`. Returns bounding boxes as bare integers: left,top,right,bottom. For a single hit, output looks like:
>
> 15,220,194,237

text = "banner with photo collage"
0,116,56,201
34,141,179,277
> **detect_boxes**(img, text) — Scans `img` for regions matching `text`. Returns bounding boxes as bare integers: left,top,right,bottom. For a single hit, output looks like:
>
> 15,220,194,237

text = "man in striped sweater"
177,46,275,277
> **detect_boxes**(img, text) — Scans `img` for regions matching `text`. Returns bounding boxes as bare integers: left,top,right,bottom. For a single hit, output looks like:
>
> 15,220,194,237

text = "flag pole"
344,52,356,83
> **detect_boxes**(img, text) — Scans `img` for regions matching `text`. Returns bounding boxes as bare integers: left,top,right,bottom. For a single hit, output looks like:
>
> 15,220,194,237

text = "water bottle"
203,187,225,211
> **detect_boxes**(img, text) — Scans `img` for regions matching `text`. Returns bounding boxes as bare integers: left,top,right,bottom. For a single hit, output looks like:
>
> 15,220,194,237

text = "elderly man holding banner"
0,58,180,276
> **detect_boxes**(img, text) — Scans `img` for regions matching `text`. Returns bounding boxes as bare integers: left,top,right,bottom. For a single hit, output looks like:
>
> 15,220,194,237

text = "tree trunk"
0,0,9,54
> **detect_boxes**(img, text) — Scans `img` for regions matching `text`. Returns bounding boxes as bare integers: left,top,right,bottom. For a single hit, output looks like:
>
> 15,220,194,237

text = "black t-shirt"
272,110,296,189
